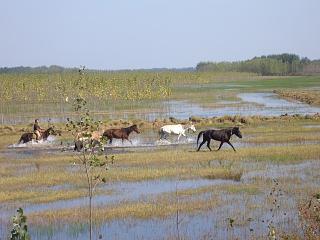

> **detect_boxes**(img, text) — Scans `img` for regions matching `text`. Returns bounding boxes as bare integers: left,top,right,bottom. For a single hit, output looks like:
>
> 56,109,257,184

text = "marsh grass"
0,143,318,203
0,118,320,239
274,89,320,106
115,144,320,167
28,193,221,225
1,72,320,125
0,189,87,204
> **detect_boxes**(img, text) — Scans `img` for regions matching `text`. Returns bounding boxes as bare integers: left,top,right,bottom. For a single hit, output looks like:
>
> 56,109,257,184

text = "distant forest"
196,53,320,75
1,53,320,76
0,65,76,74
0,65,194,74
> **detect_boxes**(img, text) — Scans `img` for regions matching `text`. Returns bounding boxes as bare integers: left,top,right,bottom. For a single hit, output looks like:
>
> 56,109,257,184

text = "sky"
1,0,319,69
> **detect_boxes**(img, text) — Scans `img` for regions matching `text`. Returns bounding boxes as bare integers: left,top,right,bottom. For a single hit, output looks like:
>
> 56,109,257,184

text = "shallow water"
242,160,319,183
22,179,237,215
156,92,320,119
303,124,320,128
4,129,319,160
2,160,317,239
8,135,58,148
2,92,320,124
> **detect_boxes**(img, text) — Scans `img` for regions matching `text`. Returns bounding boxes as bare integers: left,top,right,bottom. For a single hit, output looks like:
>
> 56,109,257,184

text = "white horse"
159,124,196,141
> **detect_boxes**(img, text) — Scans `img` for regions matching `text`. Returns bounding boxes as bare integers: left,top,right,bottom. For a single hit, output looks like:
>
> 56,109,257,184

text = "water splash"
8,136,56,148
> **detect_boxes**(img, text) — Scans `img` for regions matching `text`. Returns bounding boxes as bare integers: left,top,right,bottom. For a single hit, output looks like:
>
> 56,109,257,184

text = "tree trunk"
89,194,92,240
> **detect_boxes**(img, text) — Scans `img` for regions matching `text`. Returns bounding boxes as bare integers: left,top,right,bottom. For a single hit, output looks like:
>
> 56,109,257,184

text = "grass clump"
274,89,320,106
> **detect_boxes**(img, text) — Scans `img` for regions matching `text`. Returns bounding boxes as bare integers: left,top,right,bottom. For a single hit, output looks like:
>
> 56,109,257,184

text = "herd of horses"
18,124,243,152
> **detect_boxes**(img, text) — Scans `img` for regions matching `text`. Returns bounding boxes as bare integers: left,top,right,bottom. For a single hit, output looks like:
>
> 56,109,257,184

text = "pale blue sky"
1,0,319,69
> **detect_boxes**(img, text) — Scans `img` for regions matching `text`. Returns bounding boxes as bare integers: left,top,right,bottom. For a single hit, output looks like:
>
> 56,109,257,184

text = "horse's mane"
121,124,137,132
124,124,136,129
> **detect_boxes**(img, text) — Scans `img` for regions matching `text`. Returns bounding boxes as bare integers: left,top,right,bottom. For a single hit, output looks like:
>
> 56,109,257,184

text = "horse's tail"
197,131,205,146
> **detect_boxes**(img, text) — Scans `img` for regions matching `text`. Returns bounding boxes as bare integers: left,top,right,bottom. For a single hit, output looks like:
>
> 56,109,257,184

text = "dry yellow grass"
275,89,320,106
29,194,221,225
0,189,86,203
115,144,320,167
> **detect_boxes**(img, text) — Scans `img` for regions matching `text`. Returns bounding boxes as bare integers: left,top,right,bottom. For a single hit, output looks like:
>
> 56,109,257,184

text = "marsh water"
2,132,319,239
1,121,319,239
1,92,320,124
1,160,318,239
1,90,320,239
160,92,320,120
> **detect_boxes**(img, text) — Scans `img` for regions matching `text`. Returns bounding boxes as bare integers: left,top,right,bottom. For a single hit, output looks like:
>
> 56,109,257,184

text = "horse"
18,127,60,144
159,124,196,141
196,127,242,152
102,124,140,145
73,130,104,152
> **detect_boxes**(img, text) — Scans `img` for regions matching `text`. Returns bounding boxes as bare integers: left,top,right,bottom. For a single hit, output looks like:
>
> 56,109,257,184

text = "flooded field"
159,92,320,119
1,154,318,239
1,74,320,240
1,117,320,239
2,90,320,125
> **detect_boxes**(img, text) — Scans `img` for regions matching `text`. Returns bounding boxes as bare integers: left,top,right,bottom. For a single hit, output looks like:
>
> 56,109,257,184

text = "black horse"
18,127,60,144
197,127,242,152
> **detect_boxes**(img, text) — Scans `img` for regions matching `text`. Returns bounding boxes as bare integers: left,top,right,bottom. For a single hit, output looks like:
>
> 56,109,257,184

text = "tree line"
196,54,320,75
0,65,74,74
2,53,320,76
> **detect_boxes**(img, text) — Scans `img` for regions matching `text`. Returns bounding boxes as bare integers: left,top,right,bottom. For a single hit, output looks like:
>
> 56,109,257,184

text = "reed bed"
274,89,320,106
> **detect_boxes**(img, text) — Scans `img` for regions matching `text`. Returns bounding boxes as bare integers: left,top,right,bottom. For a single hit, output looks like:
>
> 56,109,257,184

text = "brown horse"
197,127,242,152
102,124,140,144
18,127,60,144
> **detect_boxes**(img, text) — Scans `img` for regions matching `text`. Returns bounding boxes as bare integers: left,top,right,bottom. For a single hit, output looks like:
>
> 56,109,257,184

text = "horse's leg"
182,132,188,141
217,142,224,151
165,133,169,139
227,141,236,152
159,131,163,140
197,140,206,151
206,139,212,151
160,131,167,140
161,132,167,140
126,137,133,145
177,134,182,141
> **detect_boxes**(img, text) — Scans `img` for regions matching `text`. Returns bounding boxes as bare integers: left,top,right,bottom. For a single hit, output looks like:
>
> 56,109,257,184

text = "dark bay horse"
197,127,242,152
18,127,60,144
102,124,140,144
